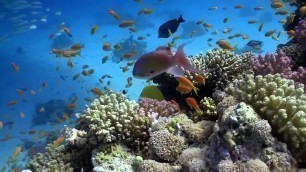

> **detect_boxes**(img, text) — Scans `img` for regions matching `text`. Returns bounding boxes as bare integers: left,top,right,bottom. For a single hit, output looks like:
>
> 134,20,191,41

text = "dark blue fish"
246,40,263,49
158,15,185,38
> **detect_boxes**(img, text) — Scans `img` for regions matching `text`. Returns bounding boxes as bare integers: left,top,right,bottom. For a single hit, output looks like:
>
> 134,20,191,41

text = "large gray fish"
158,15,185,38
132,41,202,79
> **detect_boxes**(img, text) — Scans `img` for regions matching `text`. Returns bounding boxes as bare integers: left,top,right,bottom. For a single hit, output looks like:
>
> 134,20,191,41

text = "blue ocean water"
0,0,295,170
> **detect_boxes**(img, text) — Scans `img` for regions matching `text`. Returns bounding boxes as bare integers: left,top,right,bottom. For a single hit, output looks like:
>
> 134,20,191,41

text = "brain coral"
78,91,151,151
189,49,254,90
225,74,306,163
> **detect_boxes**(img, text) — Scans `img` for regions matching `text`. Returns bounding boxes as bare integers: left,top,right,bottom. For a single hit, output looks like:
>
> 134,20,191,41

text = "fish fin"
174,41,203,74
193,87,200,96
178,15,185,23
167,66,185,77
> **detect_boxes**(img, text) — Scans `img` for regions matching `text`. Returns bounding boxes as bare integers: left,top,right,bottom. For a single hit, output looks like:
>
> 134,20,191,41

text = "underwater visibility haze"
1,0,306,171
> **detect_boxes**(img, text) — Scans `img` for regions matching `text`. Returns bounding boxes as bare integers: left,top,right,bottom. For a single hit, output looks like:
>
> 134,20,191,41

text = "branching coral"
28,144,91,172
277,44,306,69
77,91,151,151
225,74,306,163
294,19,306,46
189,49,254,90
252,51,306,86
252,51,292,76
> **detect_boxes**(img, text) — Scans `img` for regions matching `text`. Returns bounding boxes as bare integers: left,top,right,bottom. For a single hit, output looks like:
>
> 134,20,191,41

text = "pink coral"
294,19,306,46
252,51,306,86
138,98,179,122
252,51,291,76
288,67,306,85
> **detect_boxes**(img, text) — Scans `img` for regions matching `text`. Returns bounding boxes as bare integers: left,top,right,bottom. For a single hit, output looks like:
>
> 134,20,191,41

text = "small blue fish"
133,41,202,79
246,40,263,49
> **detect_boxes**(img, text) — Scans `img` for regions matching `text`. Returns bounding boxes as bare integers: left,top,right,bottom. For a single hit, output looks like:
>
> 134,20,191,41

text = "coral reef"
252,51,292,76
294,19,306,46
77,91,151,151
225,74,306,163
149,129,187,161
206,102,297,171
277,44,306,69
137,160,181,172
91,144,135,172
138,97,179,120
189,49,254,91
28,143,92,172
178,147,207,171
252,51,306,87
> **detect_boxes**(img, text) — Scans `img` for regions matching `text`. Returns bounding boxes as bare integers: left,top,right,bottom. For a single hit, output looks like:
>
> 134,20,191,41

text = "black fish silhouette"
158,15,185,38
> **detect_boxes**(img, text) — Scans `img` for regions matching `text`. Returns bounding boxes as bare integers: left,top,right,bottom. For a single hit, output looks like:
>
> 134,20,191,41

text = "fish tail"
174,40,203,74
193,87,200,96
178,15,185,23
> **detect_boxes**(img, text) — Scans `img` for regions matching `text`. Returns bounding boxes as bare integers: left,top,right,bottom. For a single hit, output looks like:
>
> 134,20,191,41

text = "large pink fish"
133,42,202,79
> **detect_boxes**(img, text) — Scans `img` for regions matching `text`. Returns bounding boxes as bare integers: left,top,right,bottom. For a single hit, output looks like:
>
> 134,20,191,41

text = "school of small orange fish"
0,0,299,170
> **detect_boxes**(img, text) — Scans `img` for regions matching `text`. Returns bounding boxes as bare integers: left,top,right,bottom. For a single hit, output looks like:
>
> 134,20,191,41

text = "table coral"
225,74,306,163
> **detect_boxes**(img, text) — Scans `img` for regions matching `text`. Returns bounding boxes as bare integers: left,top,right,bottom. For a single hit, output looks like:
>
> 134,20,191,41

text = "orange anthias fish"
133,41,203,79
0,121,3,129
11,146,22,160
216,39,237,51
107,9,120,20
16,89,25,97
7,100,18,106
185,97,201,112
176,77,200,96
194,75,206,84
53,136,64,148
11,62,20,71
176,84,192,94
63,27,72,37
20,112,25,118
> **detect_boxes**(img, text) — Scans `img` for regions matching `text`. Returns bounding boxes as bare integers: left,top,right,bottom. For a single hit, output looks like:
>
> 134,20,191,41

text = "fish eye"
150,70,155,73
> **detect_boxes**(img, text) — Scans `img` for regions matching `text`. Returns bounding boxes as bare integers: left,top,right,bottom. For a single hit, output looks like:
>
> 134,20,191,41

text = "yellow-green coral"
94,144,129,164
225,74,306,163
78,91,151,150
188,97,217,122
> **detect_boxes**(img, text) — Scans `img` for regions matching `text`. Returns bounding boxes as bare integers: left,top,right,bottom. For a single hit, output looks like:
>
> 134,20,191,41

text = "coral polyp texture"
252,51,291,76
225,74,306,163
294,19,306,46
189,49,254,90
77,91,151,151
